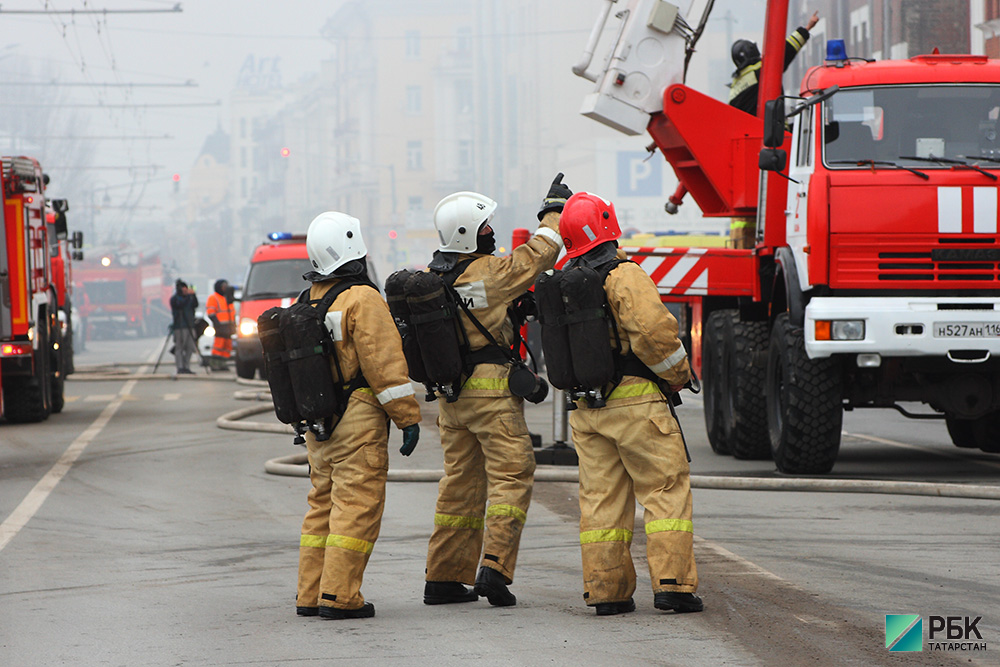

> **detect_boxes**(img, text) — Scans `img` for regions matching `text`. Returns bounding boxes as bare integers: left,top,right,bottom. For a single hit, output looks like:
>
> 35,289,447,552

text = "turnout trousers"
297,395,389,611
570,397,698,606
425,394,535,585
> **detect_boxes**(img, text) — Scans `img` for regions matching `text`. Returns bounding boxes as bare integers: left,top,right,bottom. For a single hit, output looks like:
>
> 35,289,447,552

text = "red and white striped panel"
624,247,756,298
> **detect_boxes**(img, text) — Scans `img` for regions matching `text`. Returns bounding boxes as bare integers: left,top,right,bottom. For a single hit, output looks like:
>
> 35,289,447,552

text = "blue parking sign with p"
617,151,662,197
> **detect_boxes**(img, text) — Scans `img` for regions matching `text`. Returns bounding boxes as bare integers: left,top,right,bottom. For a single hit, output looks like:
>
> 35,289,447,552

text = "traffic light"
388,230,398,240
280,147,291,158
172,173,180,193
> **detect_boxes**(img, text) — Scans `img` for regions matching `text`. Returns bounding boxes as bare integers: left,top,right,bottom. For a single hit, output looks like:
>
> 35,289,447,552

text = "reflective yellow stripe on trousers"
434,514,485,530
299,535,375,554
299,534,374,554
645,519,694,535
461,377,509,391
606,382,661,401
580,528,633,545
486,504,527,523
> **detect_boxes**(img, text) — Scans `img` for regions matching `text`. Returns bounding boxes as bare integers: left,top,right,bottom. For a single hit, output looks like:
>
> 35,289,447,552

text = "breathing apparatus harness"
386,256,547,404
536,259,669,409
258,275,376,445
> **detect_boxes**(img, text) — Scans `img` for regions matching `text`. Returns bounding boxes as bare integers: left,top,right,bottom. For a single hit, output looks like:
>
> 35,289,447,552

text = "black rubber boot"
423,581,479,605
653,592,704,613
594,598,636,616
319,602,376,619
473,566,516,607
296,606,319,617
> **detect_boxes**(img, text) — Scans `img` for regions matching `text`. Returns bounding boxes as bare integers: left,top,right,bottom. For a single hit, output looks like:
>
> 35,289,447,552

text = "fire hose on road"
217,381,1000,501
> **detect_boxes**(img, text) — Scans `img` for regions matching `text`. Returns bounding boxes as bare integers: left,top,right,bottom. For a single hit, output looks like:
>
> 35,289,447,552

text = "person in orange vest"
206,279,235,371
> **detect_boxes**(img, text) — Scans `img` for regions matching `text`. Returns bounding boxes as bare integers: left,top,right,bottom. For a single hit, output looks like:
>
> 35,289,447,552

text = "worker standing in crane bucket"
557,192,702,616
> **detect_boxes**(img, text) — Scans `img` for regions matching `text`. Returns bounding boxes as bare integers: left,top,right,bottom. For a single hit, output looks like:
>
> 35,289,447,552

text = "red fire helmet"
559,192,621,258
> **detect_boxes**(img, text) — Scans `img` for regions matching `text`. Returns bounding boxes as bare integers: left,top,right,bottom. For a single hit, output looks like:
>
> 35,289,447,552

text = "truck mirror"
71,230,84,250
759,148,787,172
763,99,786,148
72,250,84,261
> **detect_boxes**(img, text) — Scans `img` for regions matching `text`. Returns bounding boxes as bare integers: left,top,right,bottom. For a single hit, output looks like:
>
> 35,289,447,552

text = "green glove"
400,424,420,456
537,172,572,221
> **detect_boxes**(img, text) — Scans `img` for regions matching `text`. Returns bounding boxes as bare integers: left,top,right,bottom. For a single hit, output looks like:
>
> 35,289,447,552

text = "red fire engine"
576,0,1000,473
74,246,171,340
1,156,77,422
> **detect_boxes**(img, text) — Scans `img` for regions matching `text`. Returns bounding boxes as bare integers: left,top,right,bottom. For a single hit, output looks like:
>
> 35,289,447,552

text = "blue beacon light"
826,39,848,63
268,232,293,241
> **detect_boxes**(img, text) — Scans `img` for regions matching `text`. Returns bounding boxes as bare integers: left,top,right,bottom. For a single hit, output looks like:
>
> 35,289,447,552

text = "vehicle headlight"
239,318,258,337
204,325,216,338
815,320,865,341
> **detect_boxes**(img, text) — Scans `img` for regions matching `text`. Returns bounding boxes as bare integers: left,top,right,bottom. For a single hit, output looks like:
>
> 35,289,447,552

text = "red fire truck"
575,0,1000,473
1,156,76,422
75,246,171,340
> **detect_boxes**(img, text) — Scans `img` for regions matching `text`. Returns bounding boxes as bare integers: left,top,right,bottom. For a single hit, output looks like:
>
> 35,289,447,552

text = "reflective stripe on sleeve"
300,534,326,548
376,383,415,405
326,534,375,554
486,504,527,523
787,31,805,51
606,382,661,401
648,346,688,375
580,528,633,545
645,518,694,535
535,226,562,247
462,377,509,391
434,513,485,530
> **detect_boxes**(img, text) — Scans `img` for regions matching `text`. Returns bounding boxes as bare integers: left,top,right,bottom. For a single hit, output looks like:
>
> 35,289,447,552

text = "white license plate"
933,322,1000,338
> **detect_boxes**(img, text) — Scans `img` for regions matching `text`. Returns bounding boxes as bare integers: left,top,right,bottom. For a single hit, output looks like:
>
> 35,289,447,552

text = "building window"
406,85,422,115
240,118,247,139
240,147,247,168
406,30,421,59
407,141,423,170
456,27,472,55
457,139,472,169
456,80,473,114
408,196,423,211
241,177,247,199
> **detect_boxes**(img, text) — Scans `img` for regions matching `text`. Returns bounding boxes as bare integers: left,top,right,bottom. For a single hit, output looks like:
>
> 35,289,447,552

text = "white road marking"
0,378,138,553
83,394,117,402
164,393,181,401
0,347,158,553
843,430,1000,471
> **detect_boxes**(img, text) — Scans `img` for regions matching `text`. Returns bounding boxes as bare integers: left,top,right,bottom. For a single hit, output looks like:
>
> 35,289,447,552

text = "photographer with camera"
420,177,566,608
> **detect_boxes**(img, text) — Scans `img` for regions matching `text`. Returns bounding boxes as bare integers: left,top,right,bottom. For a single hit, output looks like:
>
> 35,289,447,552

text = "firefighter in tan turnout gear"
295,212,421,620
422,178,568,607
557,192,703,616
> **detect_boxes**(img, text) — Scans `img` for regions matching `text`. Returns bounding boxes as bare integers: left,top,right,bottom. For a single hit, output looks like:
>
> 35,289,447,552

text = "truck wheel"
235,356,256,380
765,313,843,474
974,411,1000,453
4,325,52,423
725,316,771,460
945,416,978,448
702,310,731,455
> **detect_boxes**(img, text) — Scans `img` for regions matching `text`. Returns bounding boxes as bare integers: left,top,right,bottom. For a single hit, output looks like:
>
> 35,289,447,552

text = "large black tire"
973,411,1000,453
725,316,771,460
4,321,52,423
945,416,978,448
702,310,732,455
765,313,843,474
235,355,257,380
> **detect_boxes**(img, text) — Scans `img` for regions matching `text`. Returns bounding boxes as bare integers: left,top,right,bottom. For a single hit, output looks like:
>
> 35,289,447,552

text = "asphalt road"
1,336,998,666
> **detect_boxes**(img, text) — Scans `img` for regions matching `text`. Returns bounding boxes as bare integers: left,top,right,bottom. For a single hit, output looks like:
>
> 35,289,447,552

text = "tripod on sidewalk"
153,325,211,374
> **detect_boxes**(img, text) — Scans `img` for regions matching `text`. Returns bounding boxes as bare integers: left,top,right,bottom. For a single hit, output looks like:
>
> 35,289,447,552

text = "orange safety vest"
206,291,234,325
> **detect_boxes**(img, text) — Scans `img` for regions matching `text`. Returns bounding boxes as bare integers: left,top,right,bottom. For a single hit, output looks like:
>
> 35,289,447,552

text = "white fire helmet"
433,191,498,253
306,211,367,276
